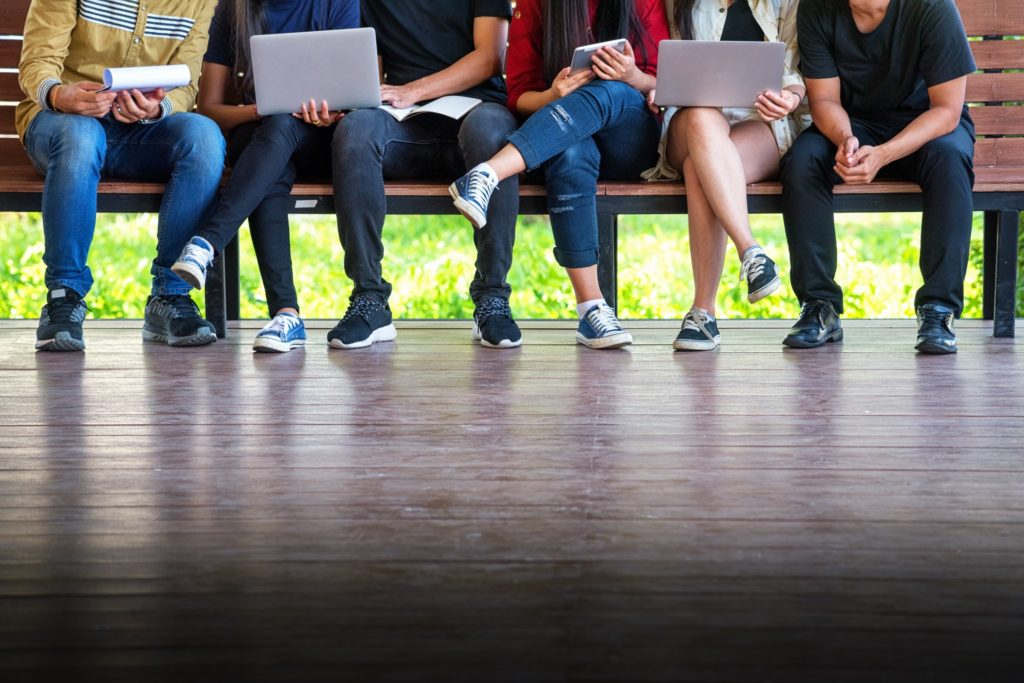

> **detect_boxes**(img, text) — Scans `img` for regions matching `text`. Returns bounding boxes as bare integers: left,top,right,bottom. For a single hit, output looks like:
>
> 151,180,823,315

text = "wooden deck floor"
1,320,1022,682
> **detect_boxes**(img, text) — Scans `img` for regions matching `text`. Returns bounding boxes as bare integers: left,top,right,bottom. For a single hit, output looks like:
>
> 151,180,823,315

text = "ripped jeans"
507,80,660,268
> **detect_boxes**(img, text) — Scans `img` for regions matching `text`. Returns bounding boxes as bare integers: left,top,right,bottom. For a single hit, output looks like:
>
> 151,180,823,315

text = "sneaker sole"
142,328,217,347
35,331,85,352
915,340,957,355
329,324,398,350
673,336,721,352
171,262,206,290
471,324,522,349
253,337,306,353
782,328,844,348
449,184,487,229
576,331,633,350
748,274,782,304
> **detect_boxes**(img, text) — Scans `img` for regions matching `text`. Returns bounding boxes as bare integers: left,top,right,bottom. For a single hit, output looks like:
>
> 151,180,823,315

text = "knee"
48,115,106,172
169,113,226,178
547,140,600,178
459,104,517,154
918,135,973,177
333,109,388,160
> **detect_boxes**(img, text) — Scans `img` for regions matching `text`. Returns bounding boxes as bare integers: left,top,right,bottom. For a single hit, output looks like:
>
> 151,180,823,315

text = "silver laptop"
251,27,381,116
654,40,785,108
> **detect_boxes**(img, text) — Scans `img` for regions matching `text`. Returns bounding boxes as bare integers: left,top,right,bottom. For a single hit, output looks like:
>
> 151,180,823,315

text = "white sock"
577,298,606,319
472,162,499,186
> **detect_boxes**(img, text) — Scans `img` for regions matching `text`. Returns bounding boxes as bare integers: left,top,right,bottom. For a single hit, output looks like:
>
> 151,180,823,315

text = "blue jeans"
23,111,225,297
507,80,661,268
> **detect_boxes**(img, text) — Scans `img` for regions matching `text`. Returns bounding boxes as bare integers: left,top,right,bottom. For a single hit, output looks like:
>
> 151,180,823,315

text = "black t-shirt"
721,1,765,42
360,0,511,105
797,0,976,122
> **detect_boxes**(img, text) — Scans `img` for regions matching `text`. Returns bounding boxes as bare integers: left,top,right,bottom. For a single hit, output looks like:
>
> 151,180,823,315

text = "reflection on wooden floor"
1,320,1022,682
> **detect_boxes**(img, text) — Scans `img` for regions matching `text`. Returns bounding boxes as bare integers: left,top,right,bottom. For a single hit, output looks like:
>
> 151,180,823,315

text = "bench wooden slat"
959,0,1024,35
967,73,1024,103
975,137,1024,167
971,39,1024,70
0,71,22,101
0,0,29,36
0,39,21,68
971,106,1024,135
0,107,15,135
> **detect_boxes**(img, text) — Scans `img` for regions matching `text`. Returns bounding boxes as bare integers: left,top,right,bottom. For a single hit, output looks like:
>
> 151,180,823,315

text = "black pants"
780,117,975,316
202,115,333,317
331,103,519,304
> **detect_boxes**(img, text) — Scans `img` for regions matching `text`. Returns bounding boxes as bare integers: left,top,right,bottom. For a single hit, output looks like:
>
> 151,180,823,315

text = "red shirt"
506,0,670,115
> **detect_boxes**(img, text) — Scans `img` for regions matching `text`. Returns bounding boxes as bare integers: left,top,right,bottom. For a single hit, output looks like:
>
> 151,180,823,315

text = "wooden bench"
1,0,1021,337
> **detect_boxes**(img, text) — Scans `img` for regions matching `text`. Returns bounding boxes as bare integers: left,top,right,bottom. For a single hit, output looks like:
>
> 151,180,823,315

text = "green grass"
0,211,1013,320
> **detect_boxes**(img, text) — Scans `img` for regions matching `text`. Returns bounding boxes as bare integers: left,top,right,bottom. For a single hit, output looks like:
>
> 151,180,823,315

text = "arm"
755,0,805,122
196,62,259,134
837,77,966,184
163,1,219,116
379,17,508,108
806,75,859,168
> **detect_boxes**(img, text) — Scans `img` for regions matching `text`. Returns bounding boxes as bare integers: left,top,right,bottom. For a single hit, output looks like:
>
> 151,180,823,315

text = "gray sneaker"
142,295,217,347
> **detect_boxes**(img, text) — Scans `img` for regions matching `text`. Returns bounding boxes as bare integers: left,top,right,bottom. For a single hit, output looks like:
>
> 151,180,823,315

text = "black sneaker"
783,300,843,348
673,308,720,351
740,247,782,303
36,288,88,352
915,304,957,354
142,295,217,347
328,295,397,349
472,296,522,349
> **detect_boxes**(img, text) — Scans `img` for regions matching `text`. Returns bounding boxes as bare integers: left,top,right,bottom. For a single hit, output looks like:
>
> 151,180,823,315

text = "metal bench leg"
205,251,228,339
982,210,997,320
598,212,618,310
993,209,1019,339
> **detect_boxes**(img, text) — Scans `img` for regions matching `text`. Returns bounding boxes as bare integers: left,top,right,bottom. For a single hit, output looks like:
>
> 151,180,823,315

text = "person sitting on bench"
327,0,521,350
19,0,225,351
780,0,976,354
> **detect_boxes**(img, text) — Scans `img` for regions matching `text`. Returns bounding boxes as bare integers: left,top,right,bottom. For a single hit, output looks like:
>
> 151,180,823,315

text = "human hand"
112,88,164,124
834,144,889,184
591,41,643,89
754,89,799,123
51,82,118,118
294,99,344,127
835,136,860,169
550,67,595,100
380,83,422,109
646,89,660,114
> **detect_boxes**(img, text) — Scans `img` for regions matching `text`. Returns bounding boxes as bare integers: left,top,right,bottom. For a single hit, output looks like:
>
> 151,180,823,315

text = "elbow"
942,107,962,136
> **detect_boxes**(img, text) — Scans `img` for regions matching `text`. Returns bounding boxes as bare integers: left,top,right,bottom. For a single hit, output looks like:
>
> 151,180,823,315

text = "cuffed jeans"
332,102,519,303
507,80,660,268
201,115,334,316
780,117,975,316
23,110,225,297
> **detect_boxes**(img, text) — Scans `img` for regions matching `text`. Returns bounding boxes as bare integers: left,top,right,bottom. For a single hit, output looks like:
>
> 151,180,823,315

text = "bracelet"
49,84,62,112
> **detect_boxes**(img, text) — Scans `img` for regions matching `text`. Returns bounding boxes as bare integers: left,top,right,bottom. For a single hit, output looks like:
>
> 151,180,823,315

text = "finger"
622,41,635,57
591,60,617,80
79,82,107,92
557,67,572,81
150,88,165,101
299,102,312,124
320,101,330,125
308,99,319,123
121,92,146,119
129,89,149,109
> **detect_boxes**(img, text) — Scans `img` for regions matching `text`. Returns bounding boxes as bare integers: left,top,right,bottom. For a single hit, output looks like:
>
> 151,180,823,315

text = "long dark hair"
542,0,650,83
232,0,268,99
673,0,697,40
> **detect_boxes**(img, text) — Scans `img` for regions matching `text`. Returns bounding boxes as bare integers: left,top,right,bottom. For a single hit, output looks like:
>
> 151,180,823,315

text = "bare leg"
566,265,604,304
486,145,527,181
682,156,729,315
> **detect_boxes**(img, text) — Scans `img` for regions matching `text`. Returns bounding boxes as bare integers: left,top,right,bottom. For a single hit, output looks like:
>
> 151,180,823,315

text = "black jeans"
202,115,333,317
780,117,975,316
332,103,519,303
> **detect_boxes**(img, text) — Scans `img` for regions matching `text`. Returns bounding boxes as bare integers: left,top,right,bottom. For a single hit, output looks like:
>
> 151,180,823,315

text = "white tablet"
569,38,627,74
654,40,785,108
250,27,382,116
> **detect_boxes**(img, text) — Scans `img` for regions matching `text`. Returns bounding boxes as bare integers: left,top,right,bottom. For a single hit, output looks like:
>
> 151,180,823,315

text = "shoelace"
682,309,713,339
740,253,766,283
181,241,211,266
586,305,623,335
475,297,512,325
341,296,381,323
264,314,300,336
466,170,496,206
797,301,829,327
160,295,202,319
919,307,952,331
47,295,87,323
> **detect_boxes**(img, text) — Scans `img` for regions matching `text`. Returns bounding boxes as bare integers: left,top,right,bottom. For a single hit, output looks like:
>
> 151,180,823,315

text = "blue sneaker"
449,164,499,229
253,312,307,353
576,303,633,350
171,236,215,290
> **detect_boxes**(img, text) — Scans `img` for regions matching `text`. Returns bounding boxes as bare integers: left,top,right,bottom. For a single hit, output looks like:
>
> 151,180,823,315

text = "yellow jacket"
17,0,218,141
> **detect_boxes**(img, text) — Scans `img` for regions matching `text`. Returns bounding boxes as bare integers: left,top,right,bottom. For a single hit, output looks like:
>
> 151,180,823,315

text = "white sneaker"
171,236,215,290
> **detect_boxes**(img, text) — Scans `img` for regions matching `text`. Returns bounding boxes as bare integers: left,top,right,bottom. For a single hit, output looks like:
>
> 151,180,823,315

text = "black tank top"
720,1,765,42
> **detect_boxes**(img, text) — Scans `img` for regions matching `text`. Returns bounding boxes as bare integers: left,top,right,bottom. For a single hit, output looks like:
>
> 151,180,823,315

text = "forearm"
631,72,656,97
516,89,558,117
877,106,962,164
399,50,500,102
809,100,854,147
